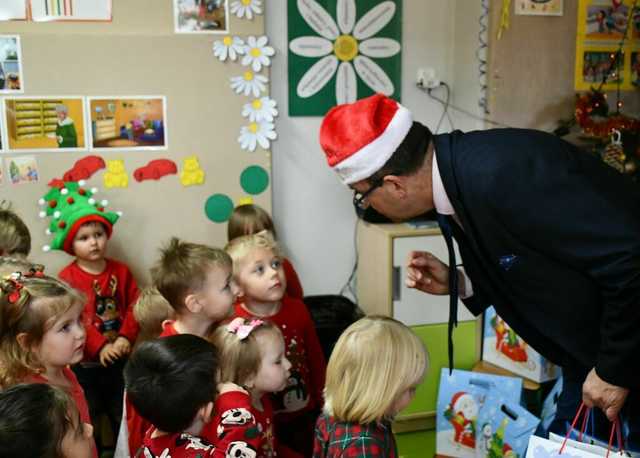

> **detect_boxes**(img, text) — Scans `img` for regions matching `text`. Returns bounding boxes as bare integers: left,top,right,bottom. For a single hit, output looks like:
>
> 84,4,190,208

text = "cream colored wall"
0,1,269,284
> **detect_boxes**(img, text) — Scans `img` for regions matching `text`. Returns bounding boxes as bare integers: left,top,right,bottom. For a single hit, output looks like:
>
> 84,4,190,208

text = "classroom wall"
267,1,484,296
0,2,269,284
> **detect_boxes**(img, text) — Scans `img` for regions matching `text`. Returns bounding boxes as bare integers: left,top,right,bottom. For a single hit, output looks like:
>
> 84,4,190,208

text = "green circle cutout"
205,194,234,223
240,166,269,195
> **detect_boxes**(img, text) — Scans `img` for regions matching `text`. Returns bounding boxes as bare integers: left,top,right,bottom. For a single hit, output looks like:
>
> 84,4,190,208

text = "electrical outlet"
417,67,440,89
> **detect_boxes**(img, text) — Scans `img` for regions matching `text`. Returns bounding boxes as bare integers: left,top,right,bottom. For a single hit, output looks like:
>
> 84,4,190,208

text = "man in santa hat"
318,93,639,447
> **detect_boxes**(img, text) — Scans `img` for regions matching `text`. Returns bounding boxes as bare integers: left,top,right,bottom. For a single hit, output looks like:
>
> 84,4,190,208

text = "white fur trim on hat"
333,104,412,185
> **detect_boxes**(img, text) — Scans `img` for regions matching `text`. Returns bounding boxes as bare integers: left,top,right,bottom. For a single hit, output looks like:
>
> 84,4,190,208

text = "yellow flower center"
244,71,254,81
252,99,263,109
223,36,233,46
242,0,252,5
334,35,358,62
249,122,259,133
250,47,262,58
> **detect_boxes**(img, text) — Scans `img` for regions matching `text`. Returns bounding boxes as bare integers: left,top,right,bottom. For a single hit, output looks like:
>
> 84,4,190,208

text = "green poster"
288,0,402,117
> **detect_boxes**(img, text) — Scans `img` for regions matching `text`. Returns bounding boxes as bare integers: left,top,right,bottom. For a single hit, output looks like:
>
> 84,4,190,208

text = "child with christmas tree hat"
39,178,140,455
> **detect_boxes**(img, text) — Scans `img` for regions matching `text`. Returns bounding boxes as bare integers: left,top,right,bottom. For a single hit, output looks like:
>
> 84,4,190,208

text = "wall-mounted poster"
174,0,228,33
87,96,168,151
0,0,28,20
583,1,629,40
288,0,402,116
29,0,112,21
2,96,86,152
632,51,640,86
7,155,38,184
515,0,563,16
0,35,24,93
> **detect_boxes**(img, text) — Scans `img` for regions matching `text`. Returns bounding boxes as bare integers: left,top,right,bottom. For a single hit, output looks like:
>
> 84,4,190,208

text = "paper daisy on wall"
213,36,245,61
230,70,269,97
238,120,277,152
288,0,402,116
241,35,275,71
242,97,278,122
230,0,263,19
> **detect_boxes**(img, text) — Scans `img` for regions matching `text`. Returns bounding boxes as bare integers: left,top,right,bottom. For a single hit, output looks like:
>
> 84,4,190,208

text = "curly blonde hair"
224,230,282,277
0,274,84,388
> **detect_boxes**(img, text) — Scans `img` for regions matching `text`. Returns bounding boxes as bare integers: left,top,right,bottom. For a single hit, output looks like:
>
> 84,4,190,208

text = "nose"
283,356,292,372
230,279,240,297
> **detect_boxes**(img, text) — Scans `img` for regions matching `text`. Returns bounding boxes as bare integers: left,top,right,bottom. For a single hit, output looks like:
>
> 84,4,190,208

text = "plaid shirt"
312,414,397,458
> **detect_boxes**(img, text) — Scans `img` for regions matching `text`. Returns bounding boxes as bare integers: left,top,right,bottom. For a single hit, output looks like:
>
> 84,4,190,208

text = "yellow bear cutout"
103,159,129,189
180,155,205,186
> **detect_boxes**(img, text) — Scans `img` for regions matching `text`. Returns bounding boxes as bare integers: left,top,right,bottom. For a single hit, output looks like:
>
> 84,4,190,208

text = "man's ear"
383,174,409,199
184,292,202,314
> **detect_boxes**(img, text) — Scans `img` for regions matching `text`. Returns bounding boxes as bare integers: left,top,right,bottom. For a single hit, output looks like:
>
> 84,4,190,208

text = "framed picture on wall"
580,0,629,42
173,0,228,34
632,51,640,87
575,47,631,90
87,96,168,151
2,96,87,152
515,0,563,16
0,0,28,20
29,0,112,22
6,155,39,185
0,35,24,94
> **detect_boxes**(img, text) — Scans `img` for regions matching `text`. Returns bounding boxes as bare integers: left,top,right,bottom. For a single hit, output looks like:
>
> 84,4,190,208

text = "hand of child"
218,382,248,395
99,343,121,367
113,336,131,356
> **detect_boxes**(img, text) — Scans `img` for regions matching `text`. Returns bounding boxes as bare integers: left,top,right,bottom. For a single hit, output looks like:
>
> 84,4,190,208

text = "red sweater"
282,258,304,300
59,258,140,361
233,296,326,423
29,367,97,458
142,429,215,457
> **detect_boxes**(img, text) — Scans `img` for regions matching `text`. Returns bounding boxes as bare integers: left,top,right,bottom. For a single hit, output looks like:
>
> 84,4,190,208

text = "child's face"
251,331,291,394
195,264,237,322
60,410,94,458
72,223,107,262
33,302,86,369
236,248,287,303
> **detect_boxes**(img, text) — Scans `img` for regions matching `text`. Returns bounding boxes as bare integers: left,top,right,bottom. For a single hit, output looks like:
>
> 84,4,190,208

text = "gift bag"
539,376,563,435
476,392,540,458
526,434,605,458
437,368,524,458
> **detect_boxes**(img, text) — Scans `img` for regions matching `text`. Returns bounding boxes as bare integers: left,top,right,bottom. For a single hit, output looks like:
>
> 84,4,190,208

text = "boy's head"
133,287,174,345
70,221,109,262
151,238,236,322
38,181,119,255
0,201,31,257
224,231,286,303
124,334,219,434
227,204,276,242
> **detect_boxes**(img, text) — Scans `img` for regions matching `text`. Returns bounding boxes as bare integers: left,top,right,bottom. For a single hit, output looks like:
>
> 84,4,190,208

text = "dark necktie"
436,213,458,373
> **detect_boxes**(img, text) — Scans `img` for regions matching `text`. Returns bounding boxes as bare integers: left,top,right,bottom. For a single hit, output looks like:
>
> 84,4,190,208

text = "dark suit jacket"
433,128,640,388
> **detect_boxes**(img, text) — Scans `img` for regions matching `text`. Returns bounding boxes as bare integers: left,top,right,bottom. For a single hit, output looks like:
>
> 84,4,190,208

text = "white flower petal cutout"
297,0,339,41
354,55,394,95
359,38,401,58
353,1,396,40
289,36,333,58
297,55,339,98
336,0,356,34
336,62,357,105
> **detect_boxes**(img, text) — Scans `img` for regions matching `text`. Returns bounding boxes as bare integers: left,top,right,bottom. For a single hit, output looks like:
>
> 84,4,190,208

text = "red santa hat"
319,93,412,185
451,391,474,412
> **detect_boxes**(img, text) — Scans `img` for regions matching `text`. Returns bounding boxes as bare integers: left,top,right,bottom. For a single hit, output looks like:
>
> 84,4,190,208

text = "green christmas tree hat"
38,179,121,254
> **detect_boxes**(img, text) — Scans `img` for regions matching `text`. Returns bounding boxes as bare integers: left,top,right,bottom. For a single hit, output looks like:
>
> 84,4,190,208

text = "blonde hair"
224,231,281,276
324,315,428,424
151,237,231,312
211,319,282,387
0,201,31,257
0,274,84,388
227,204,277,241
133,287,174,346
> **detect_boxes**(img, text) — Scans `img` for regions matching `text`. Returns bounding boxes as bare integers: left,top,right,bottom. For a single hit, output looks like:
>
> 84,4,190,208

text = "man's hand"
113,336,131,356
99,343,120,367
582,368,629,421
406,251,451,295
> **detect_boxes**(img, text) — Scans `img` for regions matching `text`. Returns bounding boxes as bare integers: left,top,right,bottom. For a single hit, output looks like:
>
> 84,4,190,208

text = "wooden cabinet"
356,221,481,449
94,118,117,141
6,99,61,140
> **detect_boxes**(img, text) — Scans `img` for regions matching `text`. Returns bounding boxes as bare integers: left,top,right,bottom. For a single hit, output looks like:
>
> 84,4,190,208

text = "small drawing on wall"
87,96,168,151
583,1,629,41
29,0,112,21
0,35,24,94
7,155,38,185
174,0,228,34
3,96,86,152
515,0,563,16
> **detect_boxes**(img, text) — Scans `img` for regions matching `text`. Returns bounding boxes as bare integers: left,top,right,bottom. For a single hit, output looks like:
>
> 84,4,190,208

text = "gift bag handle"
559,402,624,457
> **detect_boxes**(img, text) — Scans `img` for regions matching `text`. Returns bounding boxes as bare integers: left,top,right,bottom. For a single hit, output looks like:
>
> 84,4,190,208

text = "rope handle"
559,402,624,456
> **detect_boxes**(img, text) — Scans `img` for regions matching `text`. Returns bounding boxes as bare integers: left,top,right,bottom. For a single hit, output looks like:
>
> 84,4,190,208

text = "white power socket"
417,67,441,89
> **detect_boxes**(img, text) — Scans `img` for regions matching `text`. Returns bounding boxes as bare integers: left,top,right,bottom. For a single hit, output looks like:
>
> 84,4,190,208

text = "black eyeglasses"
352,176,385,211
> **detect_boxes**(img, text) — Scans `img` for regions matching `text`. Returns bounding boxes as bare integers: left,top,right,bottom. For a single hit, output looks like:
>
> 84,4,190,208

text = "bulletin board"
0,1,271,284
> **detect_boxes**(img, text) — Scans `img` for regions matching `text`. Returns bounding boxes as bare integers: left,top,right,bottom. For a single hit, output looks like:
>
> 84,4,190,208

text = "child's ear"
200,401,214,424
16,332,31,352
184,292,202,314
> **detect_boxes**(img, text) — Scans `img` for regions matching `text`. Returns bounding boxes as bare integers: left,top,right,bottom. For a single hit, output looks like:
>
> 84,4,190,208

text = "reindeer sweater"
59,259,140,361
